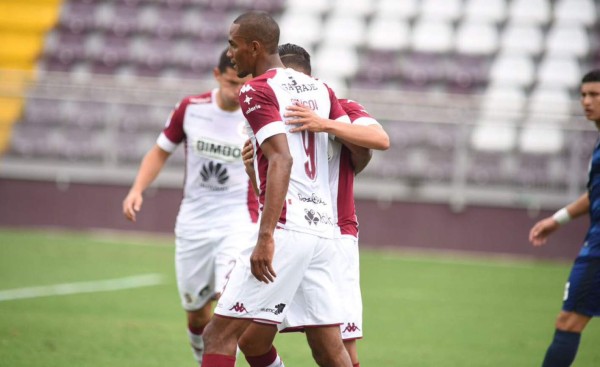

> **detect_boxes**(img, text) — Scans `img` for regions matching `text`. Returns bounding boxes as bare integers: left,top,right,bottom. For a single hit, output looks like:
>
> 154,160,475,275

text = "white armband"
552,207,571,225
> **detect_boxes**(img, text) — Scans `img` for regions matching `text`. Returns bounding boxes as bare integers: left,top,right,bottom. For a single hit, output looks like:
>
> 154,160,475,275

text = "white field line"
0,273,165,302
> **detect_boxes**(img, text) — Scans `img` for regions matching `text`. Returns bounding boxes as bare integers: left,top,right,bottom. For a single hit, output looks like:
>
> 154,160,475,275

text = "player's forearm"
336,138,372,174
565,192,590,219
326,123,390,150
258,153,292,237
130,146,169,194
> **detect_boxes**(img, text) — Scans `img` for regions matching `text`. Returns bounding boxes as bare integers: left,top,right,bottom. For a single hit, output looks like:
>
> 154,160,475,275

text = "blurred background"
1,0,598,260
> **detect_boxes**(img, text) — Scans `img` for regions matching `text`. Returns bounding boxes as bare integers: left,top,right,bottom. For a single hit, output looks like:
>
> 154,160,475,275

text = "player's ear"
250,40,261,56
212,67,221,80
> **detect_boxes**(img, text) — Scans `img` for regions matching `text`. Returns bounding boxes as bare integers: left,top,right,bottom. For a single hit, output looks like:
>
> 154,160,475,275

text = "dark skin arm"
250,133,293,283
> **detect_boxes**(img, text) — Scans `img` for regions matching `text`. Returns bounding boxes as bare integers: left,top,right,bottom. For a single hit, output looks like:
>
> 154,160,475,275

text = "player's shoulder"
184,91,213,105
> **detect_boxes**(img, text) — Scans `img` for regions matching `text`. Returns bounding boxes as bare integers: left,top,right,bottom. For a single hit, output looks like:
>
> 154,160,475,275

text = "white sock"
187,329,204,364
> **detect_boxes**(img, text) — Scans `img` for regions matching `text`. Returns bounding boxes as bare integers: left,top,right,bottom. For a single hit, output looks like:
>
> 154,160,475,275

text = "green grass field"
1,228,599,366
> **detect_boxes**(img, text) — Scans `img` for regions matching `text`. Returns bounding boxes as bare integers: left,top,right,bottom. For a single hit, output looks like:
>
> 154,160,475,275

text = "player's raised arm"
122,145,170,222
529,192,590,246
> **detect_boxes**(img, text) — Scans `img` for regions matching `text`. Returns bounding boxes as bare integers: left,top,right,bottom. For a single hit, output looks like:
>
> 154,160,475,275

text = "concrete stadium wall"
0,178,588,261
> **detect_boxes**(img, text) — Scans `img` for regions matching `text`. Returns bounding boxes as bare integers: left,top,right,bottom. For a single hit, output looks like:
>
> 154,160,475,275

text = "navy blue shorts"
562,257,600,317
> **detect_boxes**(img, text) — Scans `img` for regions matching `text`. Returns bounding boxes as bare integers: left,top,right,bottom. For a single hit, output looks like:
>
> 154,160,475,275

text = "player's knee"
554,311,589,332
238,332,268,355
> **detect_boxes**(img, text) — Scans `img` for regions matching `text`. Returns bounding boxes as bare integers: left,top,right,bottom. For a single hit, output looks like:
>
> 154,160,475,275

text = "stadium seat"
553,0,597,26
278,12,322,48
545,23,590,58
518,119,565,154
397,52,449,90
500,22,544,56
411,18,454,53
479,83,527,121
373,0,418,20
489,53,535,88
365,16,410,51
454,21,499,55
284,0,329,15
313,44,359,79
321,15,366,48
353,49,400,87
419,0,462,21
463,0,507,24
330,0,373,17
536,56,582,89
508,0,551,25
43,29,87,65
58,1,97,34
445,54,492,94
470,120,518,152
527,87,573,118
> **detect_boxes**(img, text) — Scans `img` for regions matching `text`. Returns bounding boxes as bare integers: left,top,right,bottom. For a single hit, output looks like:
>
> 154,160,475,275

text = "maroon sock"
245,345,278,367
353,363,360,367
188,324,204,336
202,353,236,367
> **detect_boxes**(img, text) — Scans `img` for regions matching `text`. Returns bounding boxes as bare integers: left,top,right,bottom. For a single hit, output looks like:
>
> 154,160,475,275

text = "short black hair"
278,43,312,75
217,48,234,73
233,11,279,54
582,69,600,84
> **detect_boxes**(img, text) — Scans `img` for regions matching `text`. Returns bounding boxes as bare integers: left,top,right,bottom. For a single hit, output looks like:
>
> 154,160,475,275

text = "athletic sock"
353,363,360,367
187,325,205,364
542,329,581,367
202,353,236,367
245,345,285,367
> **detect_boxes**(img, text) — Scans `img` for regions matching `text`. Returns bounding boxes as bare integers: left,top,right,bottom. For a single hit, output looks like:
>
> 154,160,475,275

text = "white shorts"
175,225,256,311
279,235,363,340
214,229,342,326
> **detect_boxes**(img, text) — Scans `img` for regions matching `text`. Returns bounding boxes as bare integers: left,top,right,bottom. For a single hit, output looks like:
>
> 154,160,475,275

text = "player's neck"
216,90,239,112
253,54,285,77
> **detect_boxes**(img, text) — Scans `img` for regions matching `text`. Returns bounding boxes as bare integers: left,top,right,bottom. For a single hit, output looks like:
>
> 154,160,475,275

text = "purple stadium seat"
353,49,399,86
58,1,97,34
45,30,87,65
445,54,491,94
397,52,449,90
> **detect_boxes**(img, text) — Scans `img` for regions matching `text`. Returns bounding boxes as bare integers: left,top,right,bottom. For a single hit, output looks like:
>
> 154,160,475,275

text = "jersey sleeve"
157,98,188,152
239,80,285,146
340,99,380,126
326,85,350,123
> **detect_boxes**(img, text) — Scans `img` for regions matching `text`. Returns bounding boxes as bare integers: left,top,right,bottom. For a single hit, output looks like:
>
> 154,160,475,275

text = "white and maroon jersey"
157,89,258,238
329,99,381,238
241,68,349,239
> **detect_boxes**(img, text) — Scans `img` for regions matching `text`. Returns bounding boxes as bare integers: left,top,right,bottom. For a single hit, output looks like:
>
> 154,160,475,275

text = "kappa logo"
342,323,361,333
240,84,256,94
229,302,248,313
201,161,229,185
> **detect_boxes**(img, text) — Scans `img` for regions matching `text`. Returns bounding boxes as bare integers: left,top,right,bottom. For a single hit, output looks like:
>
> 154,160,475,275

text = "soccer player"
121,49,258,365
238,43,389,367
201,11,353,367
528,69,600,367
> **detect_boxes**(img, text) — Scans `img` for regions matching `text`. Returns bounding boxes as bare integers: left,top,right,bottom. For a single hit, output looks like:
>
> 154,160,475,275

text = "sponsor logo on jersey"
260,303,286,315
240,84,256,94
200,161,229,188
304,209,335,226
245,104,262,115
297,193,327,205
193,137,242,162
229,302,248,313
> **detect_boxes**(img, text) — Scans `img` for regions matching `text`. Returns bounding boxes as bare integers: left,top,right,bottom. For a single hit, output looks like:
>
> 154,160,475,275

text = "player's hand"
284,104,328,133
529,217,560,247
122,191,143,222
242,139,255,172
250,234,277,284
